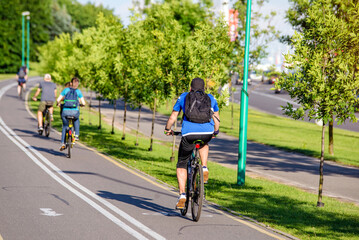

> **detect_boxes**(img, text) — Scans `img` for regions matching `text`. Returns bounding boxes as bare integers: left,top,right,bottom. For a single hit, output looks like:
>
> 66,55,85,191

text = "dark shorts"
18,79,26,85
38,101,54,113
177,134,213,169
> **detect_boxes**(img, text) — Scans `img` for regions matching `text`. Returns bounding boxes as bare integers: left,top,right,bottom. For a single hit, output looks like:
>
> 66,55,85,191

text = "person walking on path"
164,78,220,209
32,74,57,131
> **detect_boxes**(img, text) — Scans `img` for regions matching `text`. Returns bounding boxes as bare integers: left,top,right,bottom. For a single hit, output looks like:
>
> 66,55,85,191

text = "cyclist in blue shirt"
56,77,86,151
164,78,220,209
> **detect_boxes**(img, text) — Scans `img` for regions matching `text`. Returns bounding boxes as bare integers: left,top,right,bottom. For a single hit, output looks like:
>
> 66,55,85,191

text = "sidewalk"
84,92,359,205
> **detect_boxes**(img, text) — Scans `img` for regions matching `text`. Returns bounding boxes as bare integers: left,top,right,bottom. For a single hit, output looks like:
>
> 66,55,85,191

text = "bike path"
82,90,359,206
0,78,290,239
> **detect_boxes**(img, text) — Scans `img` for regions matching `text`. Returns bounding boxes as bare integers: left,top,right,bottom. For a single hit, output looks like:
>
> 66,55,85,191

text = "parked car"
249,70,263,81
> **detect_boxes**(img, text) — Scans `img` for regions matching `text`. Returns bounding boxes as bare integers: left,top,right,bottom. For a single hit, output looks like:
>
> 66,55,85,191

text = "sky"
77,0,294,68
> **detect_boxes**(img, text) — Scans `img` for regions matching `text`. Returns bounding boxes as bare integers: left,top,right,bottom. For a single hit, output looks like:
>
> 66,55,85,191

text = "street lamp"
21,11,30,68
237,0,252,186
26,15,30,71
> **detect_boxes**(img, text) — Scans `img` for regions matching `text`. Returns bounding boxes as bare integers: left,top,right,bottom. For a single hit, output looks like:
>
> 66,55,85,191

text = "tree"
277,0,359,206
49,0,78,40
0,0,52,72
284,0,344,155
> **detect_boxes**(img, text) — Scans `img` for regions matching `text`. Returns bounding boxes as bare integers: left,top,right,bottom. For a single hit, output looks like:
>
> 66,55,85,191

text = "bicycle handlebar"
172,131,181,136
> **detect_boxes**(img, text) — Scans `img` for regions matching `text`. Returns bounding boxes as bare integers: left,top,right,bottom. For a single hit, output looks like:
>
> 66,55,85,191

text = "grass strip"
28,89,359,240
157,102,359,167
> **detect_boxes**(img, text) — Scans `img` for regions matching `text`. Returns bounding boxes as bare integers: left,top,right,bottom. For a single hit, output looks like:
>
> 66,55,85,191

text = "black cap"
191,78,205,92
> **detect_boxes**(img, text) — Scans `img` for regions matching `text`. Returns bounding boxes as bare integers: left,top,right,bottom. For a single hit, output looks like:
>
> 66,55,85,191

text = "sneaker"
59,144,66,151
38,126,43,131
74,135,79,141
203,166,209,184
175,193,186,209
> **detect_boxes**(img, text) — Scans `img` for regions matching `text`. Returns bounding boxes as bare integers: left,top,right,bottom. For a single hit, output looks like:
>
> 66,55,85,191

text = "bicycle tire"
191,164,204,222
180,177,190,216
45,112,51,137
67,135,71,158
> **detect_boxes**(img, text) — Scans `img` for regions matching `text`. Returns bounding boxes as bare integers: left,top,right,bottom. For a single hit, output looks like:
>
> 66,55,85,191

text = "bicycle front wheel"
191,164,204,222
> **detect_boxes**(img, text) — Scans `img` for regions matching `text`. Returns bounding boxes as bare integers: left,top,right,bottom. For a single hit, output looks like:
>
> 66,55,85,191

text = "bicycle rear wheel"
67,135,72,158
44,112,51,137
191,164,204,222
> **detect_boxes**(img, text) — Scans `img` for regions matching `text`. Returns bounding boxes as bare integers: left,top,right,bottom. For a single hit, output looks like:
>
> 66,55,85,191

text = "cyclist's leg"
74,116,80,138
61,112,69,144
23,82,26,91
17,81,21,96
177,136,194,194
197,134,213,182
198,144,209,167
37,102,46,128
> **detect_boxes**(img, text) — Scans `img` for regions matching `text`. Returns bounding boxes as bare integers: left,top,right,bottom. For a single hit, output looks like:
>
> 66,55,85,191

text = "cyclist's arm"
213,111,220,131
54,89,57,99
56,95,64,105
165,110,179,131
32,88,41,101
79,97,86,107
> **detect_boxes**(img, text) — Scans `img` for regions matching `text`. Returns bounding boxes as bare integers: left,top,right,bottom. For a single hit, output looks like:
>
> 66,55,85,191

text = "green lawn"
0,74,15,81
28,89,359,240
157,102,359,167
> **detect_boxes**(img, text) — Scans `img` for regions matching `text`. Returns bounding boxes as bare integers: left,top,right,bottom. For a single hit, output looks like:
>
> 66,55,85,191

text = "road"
0,79,290,239
232,79,359,132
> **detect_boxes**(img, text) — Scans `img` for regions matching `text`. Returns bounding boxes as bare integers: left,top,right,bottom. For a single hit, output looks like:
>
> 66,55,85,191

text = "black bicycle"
38,104,52,137
64,116,76,158
172,131,204,222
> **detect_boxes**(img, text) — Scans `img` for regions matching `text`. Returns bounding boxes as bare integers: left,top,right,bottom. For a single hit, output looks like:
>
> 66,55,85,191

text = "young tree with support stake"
277,0,359,207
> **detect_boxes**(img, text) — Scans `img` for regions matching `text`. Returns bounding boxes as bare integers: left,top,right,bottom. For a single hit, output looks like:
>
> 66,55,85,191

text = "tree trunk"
111,100,116,134
170,119,177,161
135,104,142,146
329,115,334,156
317,122,325,207
149,97,157,151
122,100,127,140
88,90,92,125
98,97,101,130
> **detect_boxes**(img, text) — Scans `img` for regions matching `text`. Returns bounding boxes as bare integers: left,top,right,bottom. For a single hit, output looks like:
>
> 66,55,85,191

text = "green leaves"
279,0,359,125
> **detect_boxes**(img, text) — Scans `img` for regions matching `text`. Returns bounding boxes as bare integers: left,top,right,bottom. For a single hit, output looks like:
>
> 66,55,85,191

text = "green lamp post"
26,15,30,71
237,0,252,185
21,11,30,68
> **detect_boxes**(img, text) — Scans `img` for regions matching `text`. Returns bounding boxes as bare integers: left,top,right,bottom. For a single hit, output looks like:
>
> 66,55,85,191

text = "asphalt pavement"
81,83,359,206
0,78,292,239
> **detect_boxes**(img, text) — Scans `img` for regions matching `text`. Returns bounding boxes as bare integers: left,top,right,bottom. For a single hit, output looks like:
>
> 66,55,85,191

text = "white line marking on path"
0,83,166,240
40,208,63,217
